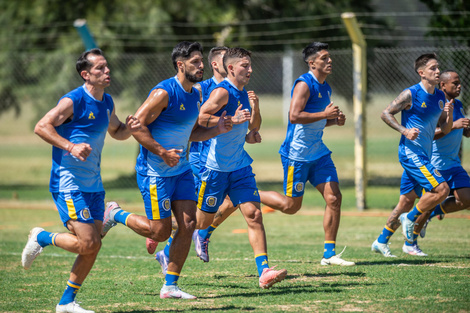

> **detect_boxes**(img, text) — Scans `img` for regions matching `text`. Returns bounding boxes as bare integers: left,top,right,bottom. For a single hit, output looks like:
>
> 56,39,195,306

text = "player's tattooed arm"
381,90,419,140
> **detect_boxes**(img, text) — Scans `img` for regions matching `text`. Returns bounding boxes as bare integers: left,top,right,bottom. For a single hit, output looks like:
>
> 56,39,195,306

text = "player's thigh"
401,155,446,193
171,199,197,230
281,156,309,198
52,191,105,229
197,168,229,213
137,173,174,221
228,166,260,207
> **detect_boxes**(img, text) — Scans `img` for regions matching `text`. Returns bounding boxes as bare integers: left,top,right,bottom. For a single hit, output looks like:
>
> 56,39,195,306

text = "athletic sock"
37,230,59,248
323,241,336,259
164,272,179,286
406,205,424,222
255,253,269,276
199,225,217,240
58,280,81,305
163,235,173,258
377,226,395,244
429,204,446,219
112,210,133,226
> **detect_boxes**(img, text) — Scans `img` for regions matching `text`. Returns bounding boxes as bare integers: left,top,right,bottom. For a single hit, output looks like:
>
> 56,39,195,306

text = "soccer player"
151,46,262,269
198,47,287,289
371,54,454,257
373,70,470,256
258,42,355,266
101,41,231,299
21,48,139,313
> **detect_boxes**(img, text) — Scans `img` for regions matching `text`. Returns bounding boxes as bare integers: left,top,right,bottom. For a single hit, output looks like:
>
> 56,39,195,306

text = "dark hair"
302,42,329,64
208,46,228,70
414,53,438,74
171,41,203,71
223,47,252,72
76,48,104,79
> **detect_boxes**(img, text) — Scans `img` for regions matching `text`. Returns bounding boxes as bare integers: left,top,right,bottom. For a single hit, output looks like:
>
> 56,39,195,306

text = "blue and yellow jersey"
135,76,201,177
279,71,332,162
189,77,221,167
398,82,446,161
431,99,465,170
50,85,114,193
204,78,253,172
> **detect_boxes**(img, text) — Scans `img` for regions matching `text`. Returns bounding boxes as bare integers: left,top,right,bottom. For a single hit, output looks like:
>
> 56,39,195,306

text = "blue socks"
429,204,446,219
323,241,336,259
199,225,217,240
113,210,132,226
164,272,179,286
58,280,81,305
405,232,419,246
255,254,269,276
163,235,173,258
377,226,395,244
406,205,423,222
37,230,59,248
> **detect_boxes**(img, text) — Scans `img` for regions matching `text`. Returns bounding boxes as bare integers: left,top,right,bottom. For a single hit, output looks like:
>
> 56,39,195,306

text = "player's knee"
246,207,263,225
436,184,450,202
78,238,101,255
325,192,342,209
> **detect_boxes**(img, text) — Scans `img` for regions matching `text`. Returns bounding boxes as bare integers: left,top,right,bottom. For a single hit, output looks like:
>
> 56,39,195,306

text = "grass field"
0,95,469,312
1,206,469,312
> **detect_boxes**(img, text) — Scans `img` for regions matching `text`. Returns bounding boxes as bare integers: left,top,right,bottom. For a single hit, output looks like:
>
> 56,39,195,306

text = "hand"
444,99,454,114
69,143,92,161
453,118,470,129
337,111,346,126
232,104,251,124
126,115,142,132
162,149,182,167
245,128,262,144
247,91,259,108
324,102,340,119
217,111,233,134
404,127,420,140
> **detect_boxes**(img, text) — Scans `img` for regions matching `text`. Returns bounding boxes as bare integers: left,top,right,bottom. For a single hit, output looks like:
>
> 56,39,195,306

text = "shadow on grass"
356,258,453,266
122,306,256,312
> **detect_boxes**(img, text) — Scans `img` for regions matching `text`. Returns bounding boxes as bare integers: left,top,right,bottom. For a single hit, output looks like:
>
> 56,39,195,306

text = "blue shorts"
197,165,260,213
190,162,202,192
52,191,105,228
137,170,197,220
412,165,470,198
282,154,338,198
400,154,446,196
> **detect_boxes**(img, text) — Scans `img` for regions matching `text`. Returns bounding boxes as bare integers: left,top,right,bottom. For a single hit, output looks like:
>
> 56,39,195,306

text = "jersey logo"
206,196,217,207
80,208,91,220
421,101,427,108
88,112,96,119
434,169,442,177
295,182,304,192
261,260,268,266
318,92,322,98
197,101,201,111
439,100,444,110
253,190,259,196
163,199,171,211
180,103,186,111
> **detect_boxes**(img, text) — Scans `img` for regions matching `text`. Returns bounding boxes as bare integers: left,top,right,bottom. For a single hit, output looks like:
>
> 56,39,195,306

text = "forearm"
198,113,220,128
35,123,74,152
132,128,166,156
290,111,327,124
249,108,262,130
190,125,220,142
381,111,407,135
325,118,338,127
109,122,131,140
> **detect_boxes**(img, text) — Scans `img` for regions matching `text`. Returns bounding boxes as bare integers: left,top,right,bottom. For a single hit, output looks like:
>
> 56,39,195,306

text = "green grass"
1,206,469,312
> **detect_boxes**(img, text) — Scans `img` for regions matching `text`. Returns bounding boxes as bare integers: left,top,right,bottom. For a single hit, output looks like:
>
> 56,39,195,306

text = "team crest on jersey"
434,169,442,177
80,208,91,220
438,100,444,110
88,112,96,119
206,196,217,207
295,182,304,192
180,103,186,111
197,101,201,111
163,199,171,211
318,92,322,98
421,102,427,108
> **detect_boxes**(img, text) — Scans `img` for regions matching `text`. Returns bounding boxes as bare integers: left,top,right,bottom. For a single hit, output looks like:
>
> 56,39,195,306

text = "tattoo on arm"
382,90,412,133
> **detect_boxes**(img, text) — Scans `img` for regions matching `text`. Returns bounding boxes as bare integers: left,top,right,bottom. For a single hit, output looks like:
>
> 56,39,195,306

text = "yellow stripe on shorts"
197,181,207,209
150,184,160,220
66,198,77,220
419,165,439,188
286,165,295,197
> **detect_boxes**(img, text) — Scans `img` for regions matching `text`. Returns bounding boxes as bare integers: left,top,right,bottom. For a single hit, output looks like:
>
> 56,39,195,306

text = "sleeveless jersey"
135,76,201,177
431,99,465,170
204,78,253,172
279,71,332,162
398,82,446,160
50,85,114,193
189,77,220,167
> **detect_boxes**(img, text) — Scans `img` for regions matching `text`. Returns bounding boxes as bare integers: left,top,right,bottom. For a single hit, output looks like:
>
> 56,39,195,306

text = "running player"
101,42,231,299
21,48,139,313
371,54,453,257
198,47,287,289
258,42,355,266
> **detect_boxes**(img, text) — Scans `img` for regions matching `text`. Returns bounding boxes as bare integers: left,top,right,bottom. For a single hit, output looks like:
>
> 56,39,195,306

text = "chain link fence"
2,45,469,189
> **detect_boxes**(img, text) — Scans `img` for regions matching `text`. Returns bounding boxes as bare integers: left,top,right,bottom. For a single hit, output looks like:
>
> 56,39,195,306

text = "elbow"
289,113,300,124
34,122,44,137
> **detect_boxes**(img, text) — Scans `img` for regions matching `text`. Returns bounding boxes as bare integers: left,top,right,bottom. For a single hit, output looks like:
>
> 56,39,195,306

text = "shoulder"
61,86,84,103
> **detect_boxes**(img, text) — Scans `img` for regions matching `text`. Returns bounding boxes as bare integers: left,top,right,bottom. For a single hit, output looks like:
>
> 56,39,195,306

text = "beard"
186,71,203,83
